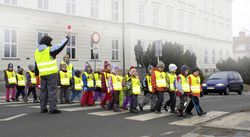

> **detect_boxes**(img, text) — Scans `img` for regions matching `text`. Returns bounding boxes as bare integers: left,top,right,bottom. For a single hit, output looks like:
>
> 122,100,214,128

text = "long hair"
39,36,53,46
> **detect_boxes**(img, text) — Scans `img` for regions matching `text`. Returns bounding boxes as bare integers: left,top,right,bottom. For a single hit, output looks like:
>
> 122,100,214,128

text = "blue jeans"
70,90,82,102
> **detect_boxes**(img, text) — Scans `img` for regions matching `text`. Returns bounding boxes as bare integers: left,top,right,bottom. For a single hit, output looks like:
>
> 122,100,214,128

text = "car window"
229,73,234,80
209,72,228,79
236,73,243,81
233,72,239,80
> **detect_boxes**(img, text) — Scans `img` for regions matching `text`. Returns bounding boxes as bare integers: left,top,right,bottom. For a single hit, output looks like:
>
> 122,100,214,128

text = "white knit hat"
169,63,177,72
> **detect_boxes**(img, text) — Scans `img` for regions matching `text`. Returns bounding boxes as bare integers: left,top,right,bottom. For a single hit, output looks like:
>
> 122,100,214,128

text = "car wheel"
238,86,243,95
224,87,230,95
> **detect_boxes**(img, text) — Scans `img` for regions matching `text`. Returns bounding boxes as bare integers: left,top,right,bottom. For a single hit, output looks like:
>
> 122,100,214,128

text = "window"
212,50,216,64
153,6,159,26
66,0,76,14
204,50,209,64
90,0,99,18
90,38,100,60
4,29,17,58
38,0,48,9
166,7,173,29
138,3,145,24
4,0,17,5
66,35,77,60
112,40,119,61
111,0,119,21
178,10,185,32
37,32,49,44
188,12,194,33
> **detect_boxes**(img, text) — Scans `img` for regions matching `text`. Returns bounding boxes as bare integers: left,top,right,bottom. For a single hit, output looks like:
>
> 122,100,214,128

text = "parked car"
202,71,244,95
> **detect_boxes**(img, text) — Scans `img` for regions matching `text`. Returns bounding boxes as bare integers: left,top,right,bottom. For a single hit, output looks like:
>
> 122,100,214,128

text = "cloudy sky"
232,0,250,36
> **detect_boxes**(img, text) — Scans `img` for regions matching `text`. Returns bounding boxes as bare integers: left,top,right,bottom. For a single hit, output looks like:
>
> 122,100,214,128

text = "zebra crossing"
0,96,229,125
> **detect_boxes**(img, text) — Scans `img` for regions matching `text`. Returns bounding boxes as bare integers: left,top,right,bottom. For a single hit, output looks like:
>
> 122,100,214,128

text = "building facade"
233,32,250,59
0,0,233,74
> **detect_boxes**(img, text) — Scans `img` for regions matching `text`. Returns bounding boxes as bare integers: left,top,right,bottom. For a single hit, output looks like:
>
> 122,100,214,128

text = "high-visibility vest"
103,72,111,93
155,71,167,88
6,71,17,84
111,74,123,91
74,76,83,90
167,73,177,91
94,73,101,88
131,76,141,95
146,75,153,92
188,74,201,94
61,61,73,78
83,72,94,88
59,71,70,86
179,74,190,93
35,47,58,76
16,73,25,86
28,71,37,85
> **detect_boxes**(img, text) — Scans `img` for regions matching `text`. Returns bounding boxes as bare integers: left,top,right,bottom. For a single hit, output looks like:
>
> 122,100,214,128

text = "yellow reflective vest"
83,72,94,88
131,76,141,95
59,71,70,86
155,71,167,88
111,74,123,91
94,73,101,88
188,74,201,95
74,76,83,90
167,73,177,91
6,70,17,84
28,71,37,85
179,74,190,93
35,47,58,76
146,75,153,93
61,61,73,78
16,73,25,86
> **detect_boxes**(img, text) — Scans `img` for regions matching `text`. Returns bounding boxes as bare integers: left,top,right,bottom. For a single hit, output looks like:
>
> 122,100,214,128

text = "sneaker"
16,99,20,102
6,100,10,102
41,109,48,113
198,112,207,116
130,109,139,113
49,109,61,114
34,100,40,103
11,98,16,101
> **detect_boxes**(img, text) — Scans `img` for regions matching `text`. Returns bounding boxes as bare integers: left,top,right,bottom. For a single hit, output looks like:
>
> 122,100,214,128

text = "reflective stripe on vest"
94,73,101,88
74,76,83,90
60,71,70,86
155,71,167,88
35,47,58,76
83,72,94,88
146,75,153,92
189,74,201,94
167,73,177,91
16,73,25,86
61,61,73,78
179,74,190,92
29,71,37,85
131,76,141,95
112,74,123,91
6,71,17,84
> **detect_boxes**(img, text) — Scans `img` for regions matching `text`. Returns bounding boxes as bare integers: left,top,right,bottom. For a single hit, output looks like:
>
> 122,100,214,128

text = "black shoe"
41,109,48,113
185,112,193,115
154,110,162,114
139,104,143,111
16,99,20,102
198,112,207,116
11,98,16,101
150,109,155,112
59,102,65,104
34,100,40,103
130,109,139,113
49,109,61,114
169,110,175,113
6,100,10,102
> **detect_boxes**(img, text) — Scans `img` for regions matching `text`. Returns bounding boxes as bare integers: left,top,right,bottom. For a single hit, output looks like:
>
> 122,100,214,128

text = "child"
25,65,39,103
122,66,134,110
59,64,71,104
4,63,17,102
108,65,123,112
81,64,94,106
93,68,103,104
70,70,83,103
126,68,141,113
100,61,112,108
139,65,156,112
15,66,27,102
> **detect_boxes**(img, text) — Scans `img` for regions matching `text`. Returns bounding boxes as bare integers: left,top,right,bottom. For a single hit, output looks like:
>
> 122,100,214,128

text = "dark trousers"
16,86,26,100
60,86,70,103
155,92,164,112
164,91,176,111
26,87,38,101
40,74,58,111
109,91,120,111
186,96,203,114
130,94,138,111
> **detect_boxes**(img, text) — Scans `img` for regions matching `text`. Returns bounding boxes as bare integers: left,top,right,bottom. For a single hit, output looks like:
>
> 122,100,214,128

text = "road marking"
170,111,229,126
160,131,175,136
60,106,101,112
5,103,38,107
181,133,214,137
0,113,27,122
89,110,129,116
125,112,171,121
0,100,34,105
29,103,81,109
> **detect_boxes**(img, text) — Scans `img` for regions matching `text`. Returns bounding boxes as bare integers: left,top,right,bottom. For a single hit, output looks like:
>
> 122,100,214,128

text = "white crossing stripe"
125,112,172,121
5,103,39,107
29,103,81,109
0,96,6,99
60,106,101,112
0,113,28,122
0,100,34,105
170,111,229,126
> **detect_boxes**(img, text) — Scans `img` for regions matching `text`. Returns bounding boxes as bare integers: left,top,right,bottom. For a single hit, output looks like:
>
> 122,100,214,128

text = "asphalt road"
0,92,250,137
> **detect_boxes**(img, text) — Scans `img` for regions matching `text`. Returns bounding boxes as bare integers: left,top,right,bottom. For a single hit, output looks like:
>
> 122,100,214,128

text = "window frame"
66,34,77,60
111,39,120,61
38,0,49,9
66,0,76,14
3,29,18,59
90,0,99,18
111,0,119,21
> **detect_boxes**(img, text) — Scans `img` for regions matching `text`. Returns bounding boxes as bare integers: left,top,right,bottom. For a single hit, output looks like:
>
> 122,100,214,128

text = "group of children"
3,60,206,116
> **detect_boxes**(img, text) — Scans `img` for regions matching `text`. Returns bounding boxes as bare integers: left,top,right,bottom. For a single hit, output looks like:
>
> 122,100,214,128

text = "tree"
134,42,144,67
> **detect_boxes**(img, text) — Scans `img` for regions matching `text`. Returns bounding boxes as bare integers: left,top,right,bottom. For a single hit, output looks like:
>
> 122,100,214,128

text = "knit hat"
28,64,34,71
169,64,177,72
104,61,111,68
147,65,154,71
157,61,165,68
129,68,137,76
112,65,120,73
130,66,135,70
8,63,13,69
181,65,189,73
